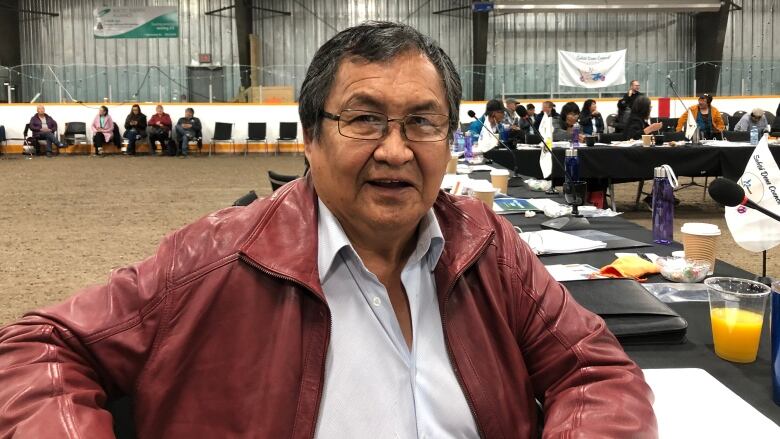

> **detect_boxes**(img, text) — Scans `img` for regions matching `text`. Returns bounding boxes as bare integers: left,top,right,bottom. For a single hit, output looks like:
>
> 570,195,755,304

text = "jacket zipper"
238,255,332,439
439,232,494,439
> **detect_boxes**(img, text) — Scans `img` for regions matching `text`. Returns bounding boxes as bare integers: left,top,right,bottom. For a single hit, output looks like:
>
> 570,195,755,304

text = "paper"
519,229,607,255
493,198,541,214
643,368,780,438
468,164,495,172
544,263,602,281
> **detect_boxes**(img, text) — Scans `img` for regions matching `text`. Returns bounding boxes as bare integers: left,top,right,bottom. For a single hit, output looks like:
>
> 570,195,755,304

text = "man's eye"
407,116,434,126
350,114,383,124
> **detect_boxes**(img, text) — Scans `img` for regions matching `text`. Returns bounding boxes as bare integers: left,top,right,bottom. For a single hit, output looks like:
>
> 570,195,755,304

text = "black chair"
268,170,298,191
275,122,299,155
730,111,746,131
244,122,268,156
719,112,730,133
62,122,87,153
605,113,618,133
524,133,542,145
209,122,234,156
764,111,775,127
663,131,686,142
724,131,750,142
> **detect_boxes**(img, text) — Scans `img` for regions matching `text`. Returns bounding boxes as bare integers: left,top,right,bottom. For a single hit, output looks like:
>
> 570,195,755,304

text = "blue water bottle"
565,148,579,182
772,281,780,405
464,130,473,161
651,166,674,244
750,125,759,146
571,122,580,147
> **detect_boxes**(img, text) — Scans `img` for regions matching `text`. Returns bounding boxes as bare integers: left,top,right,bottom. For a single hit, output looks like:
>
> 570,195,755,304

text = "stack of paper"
519,229,607,255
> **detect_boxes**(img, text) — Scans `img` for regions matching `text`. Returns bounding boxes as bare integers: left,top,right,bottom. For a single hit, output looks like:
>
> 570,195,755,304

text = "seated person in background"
90,105,115,155
123,104,147,155
579,99,605,135
534,100,559,131
0,21,656,438
526,103,536,119
624,96,663,140
773,102,780,133
29,105,65,156
503,98,521,127
516,104,537,136
552,101,584,142
675,93,725,139
734,108,769,133
468,98,506,151
147,104,172,155
174,107,202,157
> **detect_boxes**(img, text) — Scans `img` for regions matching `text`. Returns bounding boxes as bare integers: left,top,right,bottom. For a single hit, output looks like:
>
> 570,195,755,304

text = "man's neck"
339,218,420,280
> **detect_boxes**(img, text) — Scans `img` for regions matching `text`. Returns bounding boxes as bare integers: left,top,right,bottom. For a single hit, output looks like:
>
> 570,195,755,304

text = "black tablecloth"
487,144,780,181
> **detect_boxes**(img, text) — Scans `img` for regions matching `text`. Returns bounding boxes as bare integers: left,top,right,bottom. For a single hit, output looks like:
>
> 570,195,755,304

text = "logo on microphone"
737,205,747,214
739,173,764,203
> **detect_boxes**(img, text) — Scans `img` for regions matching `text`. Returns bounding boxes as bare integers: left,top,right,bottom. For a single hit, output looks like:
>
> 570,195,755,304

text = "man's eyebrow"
342,94,383,110
342,94,445,115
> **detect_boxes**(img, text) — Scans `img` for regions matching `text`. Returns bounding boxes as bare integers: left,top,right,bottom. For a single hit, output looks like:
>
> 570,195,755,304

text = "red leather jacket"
0,178,657,438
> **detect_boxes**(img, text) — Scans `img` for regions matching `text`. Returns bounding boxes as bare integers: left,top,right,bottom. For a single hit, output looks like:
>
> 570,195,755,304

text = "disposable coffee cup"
642,134,653,146
681,222,721,275
473,188,496,207
446,154,459,174
490,169,510,194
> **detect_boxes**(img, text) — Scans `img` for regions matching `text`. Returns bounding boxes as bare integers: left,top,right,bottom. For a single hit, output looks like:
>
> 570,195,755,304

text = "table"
487,144,780,181
492,190,780,425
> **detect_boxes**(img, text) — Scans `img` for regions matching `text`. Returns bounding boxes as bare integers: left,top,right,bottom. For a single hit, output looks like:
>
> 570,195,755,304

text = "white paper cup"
473,189,496,207
446,154,459,174
642,135,653,146
681,222,721,275
490,169,510,194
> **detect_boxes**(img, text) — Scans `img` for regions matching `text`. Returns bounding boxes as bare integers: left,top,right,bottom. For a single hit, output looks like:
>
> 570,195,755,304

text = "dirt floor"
0,153,777,325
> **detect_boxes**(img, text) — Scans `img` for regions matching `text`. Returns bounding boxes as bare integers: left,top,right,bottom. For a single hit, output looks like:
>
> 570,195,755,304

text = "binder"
564,278,688,345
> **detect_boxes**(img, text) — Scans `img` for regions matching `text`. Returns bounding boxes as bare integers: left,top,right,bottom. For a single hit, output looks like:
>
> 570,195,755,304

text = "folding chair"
62,122,87,154
209,122,234,156
268,170,298,191
245,122,268,156
275,122,299,155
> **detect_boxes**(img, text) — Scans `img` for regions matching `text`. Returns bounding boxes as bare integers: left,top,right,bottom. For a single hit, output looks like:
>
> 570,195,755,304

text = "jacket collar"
239,176,494,302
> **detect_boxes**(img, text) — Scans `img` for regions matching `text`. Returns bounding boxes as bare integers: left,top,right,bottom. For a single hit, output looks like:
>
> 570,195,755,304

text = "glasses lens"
403,114,450,141
337,110,386,139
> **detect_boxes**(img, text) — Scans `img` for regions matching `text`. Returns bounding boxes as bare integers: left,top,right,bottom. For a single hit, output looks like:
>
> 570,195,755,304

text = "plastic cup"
642,134,653,146
681,222,721,275
705,277,770,363
446,154,458,174
490,169,510,194
473,188,496,207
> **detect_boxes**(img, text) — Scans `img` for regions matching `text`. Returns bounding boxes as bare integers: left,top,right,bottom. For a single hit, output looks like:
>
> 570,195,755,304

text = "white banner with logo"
724,134,780,252
94,7,179,39
557,50,626,89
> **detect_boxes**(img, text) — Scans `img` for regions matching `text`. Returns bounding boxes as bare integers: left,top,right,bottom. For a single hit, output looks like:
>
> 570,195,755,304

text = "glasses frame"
322,109,450,142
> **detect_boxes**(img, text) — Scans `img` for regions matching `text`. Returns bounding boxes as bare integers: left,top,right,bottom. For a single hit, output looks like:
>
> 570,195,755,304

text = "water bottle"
452,129,464,154
750,125,759,145
464,130,473,161
571,122,580,147
651,166,674,244
564,148,579,183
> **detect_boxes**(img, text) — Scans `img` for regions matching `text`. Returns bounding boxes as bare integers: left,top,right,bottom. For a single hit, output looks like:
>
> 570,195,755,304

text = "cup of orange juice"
705,277,771,363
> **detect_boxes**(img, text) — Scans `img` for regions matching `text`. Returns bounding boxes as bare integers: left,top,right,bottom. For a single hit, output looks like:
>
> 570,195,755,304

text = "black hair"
485,99,505,113
559,102,581,129
515,104,528,118
632,95,652,120
298,21,461,140
526,103,535,110
582,99,596,114
185,107,194,114
100,105,108,114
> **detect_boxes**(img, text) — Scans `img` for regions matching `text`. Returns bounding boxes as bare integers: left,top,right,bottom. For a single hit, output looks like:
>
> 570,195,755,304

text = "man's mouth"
368,179,413,189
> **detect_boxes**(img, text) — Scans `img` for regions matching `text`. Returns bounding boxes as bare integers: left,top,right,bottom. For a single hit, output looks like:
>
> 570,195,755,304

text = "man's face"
751,113,761,122
36,105,45,116
631,81,640,92
489,110,504,123
185,110,194,118
305,52,450,236
542,103,552,114
527,107,535,117
506,102,516,112
156,106,163,115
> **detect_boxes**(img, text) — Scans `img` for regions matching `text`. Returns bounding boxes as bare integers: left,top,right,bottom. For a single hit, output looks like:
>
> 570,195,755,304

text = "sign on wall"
558,49,626,89
94,7,179,39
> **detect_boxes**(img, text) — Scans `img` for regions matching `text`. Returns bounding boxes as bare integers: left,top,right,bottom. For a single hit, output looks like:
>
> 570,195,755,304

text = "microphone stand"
667,75,700,144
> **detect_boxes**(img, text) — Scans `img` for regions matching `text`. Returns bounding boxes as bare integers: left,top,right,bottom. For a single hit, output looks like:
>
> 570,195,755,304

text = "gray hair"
298,21,462,140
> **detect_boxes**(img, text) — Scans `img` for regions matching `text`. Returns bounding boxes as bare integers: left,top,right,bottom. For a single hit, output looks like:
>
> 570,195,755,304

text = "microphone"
708,178,780,223
467,110,520,177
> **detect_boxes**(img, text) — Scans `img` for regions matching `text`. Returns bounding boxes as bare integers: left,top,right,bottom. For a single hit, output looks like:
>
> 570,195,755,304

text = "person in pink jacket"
91,105,115,155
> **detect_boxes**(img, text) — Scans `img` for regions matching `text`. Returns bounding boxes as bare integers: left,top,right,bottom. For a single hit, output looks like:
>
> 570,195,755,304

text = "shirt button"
372,297,381,307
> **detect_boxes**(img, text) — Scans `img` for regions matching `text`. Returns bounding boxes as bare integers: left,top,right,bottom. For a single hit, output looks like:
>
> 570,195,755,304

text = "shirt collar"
316,198,444,283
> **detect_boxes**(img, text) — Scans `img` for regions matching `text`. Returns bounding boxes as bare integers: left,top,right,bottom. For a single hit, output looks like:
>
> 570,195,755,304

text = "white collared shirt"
314,199,478,439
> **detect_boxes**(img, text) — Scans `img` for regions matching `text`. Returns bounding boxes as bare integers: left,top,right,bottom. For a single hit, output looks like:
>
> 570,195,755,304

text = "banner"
558,50,626,89
94,7,179,39
724,134,780,252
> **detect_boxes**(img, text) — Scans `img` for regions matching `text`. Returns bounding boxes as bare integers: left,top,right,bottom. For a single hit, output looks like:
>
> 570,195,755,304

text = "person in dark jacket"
772,102,780,133
579,99,605,135
174,107,202,157
624,95,663,140
123,104,147,155
615,80,643,131
28,105,65,156
147,104,172,155
534,100,559,131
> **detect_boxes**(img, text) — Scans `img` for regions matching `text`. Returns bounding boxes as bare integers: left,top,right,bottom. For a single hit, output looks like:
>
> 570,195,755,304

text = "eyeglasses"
322,109,450,142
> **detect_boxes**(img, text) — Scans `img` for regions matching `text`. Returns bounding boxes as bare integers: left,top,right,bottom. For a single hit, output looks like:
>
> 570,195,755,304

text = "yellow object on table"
600,255,660,281
710,307,765,363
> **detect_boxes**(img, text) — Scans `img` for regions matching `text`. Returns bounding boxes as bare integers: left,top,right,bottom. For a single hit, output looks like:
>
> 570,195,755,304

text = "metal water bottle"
464,130,473,161
565,148,579,183
652,166,674,244
772,281,780,405
571,122,580,147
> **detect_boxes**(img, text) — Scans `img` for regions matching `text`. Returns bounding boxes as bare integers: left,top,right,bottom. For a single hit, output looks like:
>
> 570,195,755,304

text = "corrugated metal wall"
13,0,779,102
721,0,780,96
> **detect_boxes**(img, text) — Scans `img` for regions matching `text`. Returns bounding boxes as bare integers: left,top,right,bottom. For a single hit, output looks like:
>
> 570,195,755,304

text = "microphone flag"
724,134,780,251
685,108,699,141
539,113,553,178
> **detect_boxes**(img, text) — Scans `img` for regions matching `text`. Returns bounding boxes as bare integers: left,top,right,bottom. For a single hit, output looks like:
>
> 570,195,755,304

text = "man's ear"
303,128,315,162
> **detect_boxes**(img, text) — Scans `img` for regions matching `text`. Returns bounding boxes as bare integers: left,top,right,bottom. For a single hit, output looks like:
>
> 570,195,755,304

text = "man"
174,107,202,157
28,105,65,156
616,80,643,131
734,108,769,133
0,22,656,437
469,99,507,151
503,97,521,127
526,102,536,119
675,93,725,139
533,100,558,130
